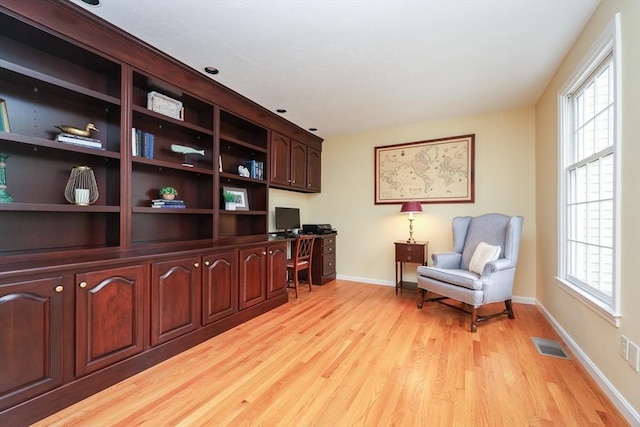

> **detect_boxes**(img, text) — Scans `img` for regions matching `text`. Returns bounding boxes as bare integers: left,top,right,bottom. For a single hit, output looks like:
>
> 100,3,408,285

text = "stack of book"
55,133,104,150
132,128,155,159
244,160,264,180
151,199,186,209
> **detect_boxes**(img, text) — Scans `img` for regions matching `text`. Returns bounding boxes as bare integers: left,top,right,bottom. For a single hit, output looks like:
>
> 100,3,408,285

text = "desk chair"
287,234,316,299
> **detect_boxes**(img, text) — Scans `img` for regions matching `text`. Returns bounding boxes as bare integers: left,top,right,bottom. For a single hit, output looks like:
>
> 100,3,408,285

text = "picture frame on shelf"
222,186,249,211
0,98,10,132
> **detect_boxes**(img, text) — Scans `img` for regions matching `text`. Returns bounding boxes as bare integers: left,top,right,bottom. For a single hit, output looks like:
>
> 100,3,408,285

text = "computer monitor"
275,207,300,236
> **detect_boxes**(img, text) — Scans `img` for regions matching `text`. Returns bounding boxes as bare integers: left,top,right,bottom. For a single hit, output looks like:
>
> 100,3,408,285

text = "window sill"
555,277,621,327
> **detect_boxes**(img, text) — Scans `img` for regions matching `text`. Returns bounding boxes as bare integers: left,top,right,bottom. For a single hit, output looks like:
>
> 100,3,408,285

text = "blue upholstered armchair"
416,213,524,332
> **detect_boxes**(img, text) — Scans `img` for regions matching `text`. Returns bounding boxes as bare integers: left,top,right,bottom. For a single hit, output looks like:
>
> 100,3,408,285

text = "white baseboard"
512,295,536,305
336,275,538,305
536,301,640,426
336,274,394,287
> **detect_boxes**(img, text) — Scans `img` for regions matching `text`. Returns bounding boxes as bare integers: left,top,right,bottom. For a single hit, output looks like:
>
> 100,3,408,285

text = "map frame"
374,134,475,204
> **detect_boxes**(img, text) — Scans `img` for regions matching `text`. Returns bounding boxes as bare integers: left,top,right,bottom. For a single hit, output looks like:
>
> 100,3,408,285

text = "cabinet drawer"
322,253,336,275
321,236,336,247
322,242,335,255
395,243,426,264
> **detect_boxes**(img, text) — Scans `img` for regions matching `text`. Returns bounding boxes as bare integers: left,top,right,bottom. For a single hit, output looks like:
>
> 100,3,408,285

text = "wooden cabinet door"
267,241,287,298
270,131,291,186
306,146,321,192
238,246,266,310
202,250,237,325
76,265,145,377
290,139,307,190
150,257,201,346
0,276,65,411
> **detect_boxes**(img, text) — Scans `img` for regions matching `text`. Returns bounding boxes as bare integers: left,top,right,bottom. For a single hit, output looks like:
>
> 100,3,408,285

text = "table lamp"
400,201,422,243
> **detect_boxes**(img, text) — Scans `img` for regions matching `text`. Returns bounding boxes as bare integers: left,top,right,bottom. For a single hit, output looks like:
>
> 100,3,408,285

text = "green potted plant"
223,191,236,210
159,186,178,200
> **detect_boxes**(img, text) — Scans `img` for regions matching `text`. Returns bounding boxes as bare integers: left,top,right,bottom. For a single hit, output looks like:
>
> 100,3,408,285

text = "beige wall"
535,0,640,416
304,106,537,296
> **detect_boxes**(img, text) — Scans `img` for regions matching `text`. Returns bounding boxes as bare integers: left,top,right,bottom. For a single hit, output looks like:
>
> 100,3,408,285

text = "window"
557,15,621,326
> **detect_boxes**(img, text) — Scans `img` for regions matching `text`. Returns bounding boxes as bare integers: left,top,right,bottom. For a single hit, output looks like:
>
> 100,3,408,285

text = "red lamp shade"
400,201,422,214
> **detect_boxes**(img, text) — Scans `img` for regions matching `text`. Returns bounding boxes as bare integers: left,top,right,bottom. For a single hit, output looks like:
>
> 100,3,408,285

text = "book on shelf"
151,199,186,208
151,203,186,209
132,128,154,159
244,160,264,180
152,199,184,203
143,132,154,159
131,128,137,156
55,133,104,149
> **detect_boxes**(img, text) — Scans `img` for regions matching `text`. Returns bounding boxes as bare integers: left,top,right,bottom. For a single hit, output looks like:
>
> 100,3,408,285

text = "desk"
394,241,428,294
269,234,337,285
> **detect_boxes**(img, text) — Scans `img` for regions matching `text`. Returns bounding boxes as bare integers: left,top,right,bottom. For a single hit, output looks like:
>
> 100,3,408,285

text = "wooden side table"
394,241,428,294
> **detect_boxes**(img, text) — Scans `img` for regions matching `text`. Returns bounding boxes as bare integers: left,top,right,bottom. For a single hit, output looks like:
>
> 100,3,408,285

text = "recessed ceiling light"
80,0,100,5
308,128,318,132
204,66,219,75
276,109,286,113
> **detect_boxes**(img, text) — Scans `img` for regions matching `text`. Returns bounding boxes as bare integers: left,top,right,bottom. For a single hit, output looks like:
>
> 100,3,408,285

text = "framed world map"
374,134,475,204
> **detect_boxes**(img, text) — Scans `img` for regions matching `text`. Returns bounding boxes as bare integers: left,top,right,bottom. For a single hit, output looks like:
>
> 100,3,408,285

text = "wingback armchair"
416,213,524,332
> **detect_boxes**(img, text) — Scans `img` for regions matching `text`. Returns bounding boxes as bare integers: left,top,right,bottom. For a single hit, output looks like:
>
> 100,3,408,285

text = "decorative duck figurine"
55,123,100,138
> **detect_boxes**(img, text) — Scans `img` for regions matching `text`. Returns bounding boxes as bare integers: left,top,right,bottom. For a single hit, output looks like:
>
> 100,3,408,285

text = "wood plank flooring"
35,280,628,426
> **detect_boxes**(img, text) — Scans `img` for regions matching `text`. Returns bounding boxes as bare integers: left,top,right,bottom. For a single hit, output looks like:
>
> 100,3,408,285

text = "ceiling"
69,0,600,139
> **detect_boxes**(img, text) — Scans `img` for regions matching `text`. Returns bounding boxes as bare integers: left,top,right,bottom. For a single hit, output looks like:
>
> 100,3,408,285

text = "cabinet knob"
407,247,412,251
308,183,311,187
329,247,333,252
204,261,210,266
55,285,63,293
407,256,412,260
263,251,267,256
194,262,200,268
79,281,87,288
329,263,333,266
269,250,273,254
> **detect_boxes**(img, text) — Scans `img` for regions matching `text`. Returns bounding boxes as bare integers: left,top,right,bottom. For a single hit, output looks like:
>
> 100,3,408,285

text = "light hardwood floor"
35,280,628,426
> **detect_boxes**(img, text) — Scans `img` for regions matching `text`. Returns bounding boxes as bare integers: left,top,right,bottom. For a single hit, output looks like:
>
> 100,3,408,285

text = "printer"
302,224,336,235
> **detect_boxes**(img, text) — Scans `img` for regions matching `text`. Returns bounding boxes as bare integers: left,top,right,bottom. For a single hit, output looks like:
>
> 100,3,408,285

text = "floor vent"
531,337,570,360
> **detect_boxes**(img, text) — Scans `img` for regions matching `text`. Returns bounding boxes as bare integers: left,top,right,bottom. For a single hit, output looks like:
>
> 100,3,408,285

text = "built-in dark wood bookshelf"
0,9,122,258
0,1,323,425
219,109,268,241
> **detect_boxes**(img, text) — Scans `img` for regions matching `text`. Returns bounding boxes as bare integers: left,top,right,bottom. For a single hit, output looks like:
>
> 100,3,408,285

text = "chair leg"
417,289,426,309
470,306,478,333
307,273,312,293
505,299,515,319
293,271,300,299
287,268,300,299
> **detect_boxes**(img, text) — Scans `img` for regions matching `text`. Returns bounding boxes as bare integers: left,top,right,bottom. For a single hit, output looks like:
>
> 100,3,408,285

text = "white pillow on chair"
469,242,501,275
